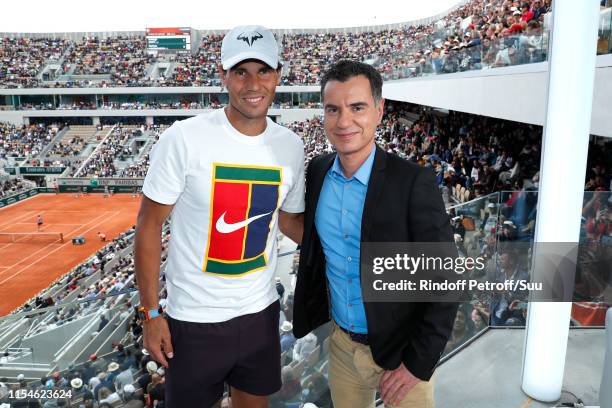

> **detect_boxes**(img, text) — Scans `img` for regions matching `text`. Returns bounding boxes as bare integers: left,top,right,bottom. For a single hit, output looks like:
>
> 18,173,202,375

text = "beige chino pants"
328,322,435,408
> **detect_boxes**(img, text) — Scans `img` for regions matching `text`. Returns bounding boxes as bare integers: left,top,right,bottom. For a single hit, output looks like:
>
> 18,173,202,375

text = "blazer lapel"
305,153,335,232
361,146,387,241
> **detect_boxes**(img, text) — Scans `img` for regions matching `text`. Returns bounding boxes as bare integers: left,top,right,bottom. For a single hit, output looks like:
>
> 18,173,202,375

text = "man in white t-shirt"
134,25,304,408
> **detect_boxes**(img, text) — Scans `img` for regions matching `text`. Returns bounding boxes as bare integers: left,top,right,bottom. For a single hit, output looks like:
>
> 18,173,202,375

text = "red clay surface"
0,194,140,316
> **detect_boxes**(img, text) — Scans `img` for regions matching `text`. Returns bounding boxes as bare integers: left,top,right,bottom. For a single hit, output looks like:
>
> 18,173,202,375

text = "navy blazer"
293,145,459,381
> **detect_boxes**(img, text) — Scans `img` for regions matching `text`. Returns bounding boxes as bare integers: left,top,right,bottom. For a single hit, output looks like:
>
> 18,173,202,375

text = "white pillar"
521,0,601,402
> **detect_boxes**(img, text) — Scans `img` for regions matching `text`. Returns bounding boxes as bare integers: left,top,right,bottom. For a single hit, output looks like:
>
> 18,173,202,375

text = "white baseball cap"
146,361,158,374
70,378,83,389
221,25,280,70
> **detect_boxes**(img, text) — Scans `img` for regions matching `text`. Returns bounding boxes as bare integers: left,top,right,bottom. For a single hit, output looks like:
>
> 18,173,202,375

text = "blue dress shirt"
314,147,376,334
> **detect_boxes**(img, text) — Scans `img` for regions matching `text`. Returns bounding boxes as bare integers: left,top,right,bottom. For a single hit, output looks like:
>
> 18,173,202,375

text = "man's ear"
219,64,227,86
276,64,283,85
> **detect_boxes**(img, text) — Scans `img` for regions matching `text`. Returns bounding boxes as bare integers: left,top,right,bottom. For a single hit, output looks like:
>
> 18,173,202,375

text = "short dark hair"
320,60,383,104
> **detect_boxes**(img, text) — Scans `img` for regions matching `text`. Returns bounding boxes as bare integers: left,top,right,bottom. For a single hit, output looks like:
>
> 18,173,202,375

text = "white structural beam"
521,0,601,402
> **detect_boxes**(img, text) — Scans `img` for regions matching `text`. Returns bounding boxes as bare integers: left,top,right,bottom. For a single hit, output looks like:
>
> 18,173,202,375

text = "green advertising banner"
58,185,140,193
20,167,66,175
0,189,38,208
3,167,65,175
57,178,144,187
0,181,143,209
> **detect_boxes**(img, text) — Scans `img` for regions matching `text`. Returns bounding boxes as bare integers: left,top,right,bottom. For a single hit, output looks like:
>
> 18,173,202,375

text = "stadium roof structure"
2,0,464,33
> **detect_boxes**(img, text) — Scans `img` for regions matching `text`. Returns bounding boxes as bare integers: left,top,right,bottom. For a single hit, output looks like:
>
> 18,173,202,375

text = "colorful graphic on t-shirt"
204,163,281,276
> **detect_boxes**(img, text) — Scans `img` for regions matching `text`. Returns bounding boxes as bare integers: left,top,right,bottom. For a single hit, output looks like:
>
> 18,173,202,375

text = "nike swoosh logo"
215,211,272,234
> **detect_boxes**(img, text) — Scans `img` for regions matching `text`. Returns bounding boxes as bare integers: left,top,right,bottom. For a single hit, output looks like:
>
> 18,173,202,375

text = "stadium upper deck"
0,0,561,90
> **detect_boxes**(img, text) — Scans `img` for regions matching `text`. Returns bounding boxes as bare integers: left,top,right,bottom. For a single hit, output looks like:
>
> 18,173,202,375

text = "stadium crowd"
0,129,609,408
0,0,553,90
72,126,144,178
0,177,34,199
99,101,204,110
0,226,175,407
62,37,152,86
378,101,542,204
0,228,331,408
47,135,86,158
0,122,61,159
0,37,71,88
117,125,165,178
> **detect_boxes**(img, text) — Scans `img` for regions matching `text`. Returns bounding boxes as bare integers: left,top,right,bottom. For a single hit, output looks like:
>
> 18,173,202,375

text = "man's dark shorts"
165,300,281,408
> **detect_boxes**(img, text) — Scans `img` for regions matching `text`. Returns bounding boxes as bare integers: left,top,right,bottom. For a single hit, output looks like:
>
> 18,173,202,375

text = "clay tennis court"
0,193,141,316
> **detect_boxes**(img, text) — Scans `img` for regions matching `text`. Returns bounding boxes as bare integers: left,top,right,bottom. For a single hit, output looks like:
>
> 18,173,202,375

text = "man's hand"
379,362,420,406
143,317,174,368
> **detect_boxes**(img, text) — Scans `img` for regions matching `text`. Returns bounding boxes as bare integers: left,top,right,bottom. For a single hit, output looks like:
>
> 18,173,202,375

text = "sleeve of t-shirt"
142,124,187,205
280,141,305,213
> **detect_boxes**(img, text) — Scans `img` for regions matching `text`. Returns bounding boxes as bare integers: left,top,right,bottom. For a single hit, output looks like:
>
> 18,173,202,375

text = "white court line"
0,210,41,231
0,193,44,213
42,210,103,213
0,212,110,276
0,211,120,286
15,223,82,226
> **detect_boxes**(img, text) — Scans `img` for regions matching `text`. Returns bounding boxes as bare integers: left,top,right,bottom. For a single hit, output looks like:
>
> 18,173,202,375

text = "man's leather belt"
338,324,369,346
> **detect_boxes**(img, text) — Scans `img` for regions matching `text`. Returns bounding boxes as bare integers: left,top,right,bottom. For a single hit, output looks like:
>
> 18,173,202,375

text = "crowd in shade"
585,137,612,193
71,126,145,178
0,0,552,89
117,126,165,178
0,323,167,408
18,100,322,111
0,122,61,159
286,117,332,164
0,227,175,407
377,100,543,204
0,177,34,199
98,102,205,110
46,135,86,157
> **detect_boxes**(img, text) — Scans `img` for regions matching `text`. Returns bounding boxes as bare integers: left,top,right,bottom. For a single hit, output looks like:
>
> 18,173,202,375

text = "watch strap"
138,306,163,321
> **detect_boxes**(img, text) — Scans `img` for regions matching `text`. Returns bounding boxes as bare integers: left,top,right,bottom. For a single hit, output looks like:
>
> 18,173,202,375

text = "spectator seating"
0,0,554,89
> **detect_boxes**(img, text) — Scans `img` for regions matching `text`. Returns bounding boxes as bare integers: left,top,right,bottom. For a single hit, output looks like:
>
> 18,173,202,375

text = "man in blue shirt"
293,61,457,408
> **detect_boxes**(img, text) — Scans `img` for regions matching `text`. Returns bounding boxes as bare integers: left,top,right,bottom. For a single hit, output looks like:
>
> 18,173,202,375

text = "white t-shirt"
143,109,305,323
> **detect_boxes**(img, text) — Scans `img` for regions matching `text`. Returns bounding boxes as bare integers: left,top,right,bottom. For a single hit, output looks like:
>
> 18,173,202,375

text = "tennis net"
0,232,64,244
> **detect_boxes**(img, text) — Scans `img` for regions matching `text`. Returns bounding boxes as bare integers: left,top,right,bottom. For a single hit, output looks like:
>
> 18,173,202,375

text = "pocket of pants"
353,347,384,389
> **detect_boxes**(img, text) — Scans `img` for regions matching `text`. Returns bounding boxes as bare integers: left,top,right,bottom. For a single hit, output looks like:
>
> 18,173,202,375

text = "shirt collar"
330,145,376,185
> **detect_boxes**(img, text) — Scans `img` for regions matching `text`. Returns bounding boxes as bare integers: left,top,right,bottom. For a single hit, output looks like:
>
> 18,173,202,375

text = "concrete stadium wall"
0,108,321,126
0,111,26,125
382,54,612,138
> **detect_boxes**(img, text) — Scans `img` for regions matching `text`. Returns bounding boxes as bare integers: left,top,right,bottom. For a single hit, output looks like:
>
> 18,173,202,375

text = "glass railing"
378,32,550,81
598,5,612,55
442,192,502,356
0,249,334,408
446,190,611,334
